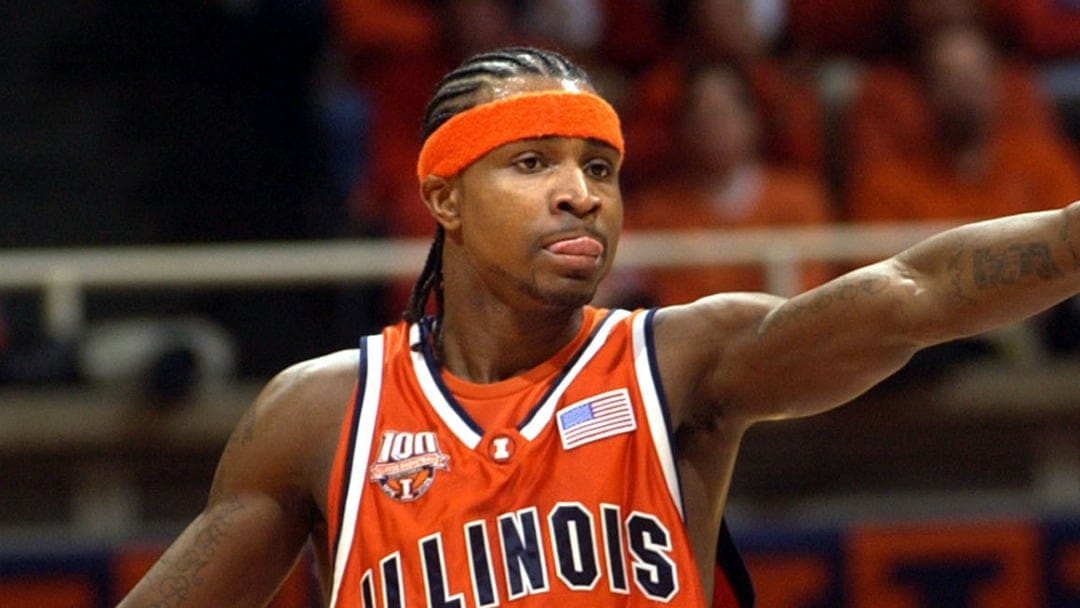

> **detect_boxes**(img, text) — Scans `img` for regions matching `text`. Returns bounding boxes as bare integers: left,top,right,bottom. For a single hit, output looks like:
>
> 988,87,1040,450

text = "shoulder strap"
328,333,385,608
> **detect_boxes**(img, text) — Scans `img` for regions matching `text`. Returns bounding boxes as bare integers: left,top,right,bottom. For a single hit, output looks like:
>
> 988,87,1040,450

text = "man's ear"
420,175,461,231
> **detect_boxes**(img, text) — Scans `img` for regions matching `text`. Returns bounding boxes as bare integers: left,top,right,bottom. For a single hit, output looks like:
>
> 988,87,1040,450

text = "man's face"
447,79,623,310
925,29,997,143
680,67,758,173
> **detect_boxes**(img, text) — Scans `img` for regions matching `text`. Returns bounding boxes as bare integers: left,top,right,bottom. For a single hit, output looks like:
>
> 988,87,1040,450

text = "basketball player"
117,47,1080,607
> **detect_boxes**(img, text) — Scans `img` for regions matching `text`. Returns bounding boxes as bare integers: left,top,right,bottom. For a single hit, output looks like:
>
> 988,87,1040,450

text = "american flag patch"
556,388,637,450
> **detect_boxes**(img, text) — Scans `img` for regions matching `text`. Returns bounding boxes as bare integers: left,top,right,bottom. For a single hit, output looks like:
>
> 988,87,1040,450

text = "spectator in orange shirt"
608,64,836,308
840,0,1060,184
845,25,1080,222
621,0,825,192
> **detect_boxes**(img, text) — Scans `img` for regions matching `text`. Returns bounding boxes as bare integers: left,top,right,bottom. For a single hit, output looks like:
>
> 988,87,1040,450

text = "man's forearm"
898,200,1080,340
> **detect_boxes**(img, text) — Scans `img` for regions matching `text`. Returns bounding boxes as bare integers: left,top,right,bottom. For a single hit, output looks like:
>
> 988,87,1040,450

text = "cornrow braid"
404,47,594,330
420,47,591,140
403,226,445,325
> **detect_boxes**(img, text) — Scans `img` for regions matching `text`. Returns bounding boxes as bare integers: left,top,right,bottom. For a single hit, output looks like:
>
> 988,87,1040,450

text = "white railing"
0,222,963,338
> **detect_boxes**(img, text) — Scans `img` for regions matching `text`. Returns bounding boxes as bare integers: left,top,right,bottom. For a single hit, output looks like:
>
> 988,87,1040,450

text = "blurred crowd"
2,0,1080,388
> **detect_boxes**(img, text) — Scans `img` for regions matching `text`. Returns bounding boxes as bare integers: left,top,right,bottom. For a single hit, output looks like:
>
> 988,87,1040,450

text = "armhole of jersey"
328,333,385,608
632,310,756,606
631,307,685,520
326,381,360,558
715,518,756,608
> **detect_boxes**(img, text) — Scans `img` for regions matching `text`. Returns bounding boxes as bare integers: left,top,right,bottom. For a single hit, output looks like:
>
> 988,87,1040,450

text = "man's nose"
551,165,599,217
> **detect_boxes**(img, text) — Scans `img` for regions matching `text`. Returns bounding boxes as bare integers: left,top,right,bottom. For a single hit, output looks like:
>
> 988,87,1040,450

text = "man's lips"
544,236,604,258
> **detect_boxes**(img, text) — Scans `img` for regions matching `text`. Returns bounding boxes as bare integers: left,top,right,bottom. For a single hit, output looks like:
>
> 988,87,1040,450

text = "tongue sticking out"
546,236,603,257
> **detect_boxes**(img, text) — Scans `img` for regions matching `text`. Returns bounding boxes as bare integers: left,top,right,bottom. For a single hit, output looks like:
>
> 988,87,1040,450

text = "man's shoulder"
654,292,784,330
250,349,361,434
259,320,411,422
282,349,362,382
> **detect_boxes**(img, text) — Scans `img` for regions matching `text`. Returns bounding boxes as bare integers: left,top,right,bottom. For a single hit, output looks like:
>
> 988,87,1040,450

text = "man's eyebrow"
584,137,622,154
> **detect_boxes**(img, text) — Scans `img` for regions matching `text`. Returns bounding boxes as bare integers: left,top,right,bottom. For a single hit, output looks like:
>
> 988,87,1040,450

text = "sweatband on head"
416,90,624,181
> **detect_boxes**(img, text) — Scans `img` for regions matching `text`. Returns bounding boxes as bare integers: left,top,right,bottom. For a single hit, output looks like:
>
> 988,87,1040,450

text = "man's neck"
436,304,585,384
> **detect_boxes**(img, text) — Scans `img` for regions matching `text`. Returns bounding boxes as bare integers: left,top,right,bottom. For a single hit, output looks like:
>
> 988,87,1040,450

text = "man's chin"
530,279,598,310
543,290,595,309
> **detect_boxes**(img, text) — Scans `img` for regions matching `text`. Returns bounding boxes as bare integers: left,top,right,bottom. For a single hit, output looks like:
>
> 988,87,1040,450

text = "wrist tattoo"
947,242,977,305
972,241,1062,289
1063,204,1080,268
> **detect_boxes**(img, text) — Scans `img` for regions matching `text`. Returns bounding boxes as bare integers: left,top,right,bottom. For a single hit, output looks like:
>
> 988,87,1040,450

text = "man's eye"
514,155,543,171
585,160,612,178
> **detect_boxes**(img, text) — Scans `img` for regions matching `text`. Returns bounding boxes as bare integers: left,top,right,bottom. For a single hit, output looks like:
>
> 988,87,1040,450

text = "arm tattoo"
972,241,1063,289
1063,204,1080,269
145,495,246,607
207,407,257,503
947,242,978,306
761,275,889,335
238,405,257,444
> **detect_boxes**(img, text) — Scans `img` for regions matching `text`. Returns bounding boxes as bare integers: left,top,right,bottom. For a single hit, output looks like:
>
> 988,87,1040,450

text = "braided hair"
403,47,595,326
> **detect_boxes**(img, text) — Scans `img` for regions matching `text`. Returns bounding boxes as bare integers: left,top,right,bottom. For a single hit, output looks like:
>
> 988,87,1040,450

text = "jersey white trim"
408,323,485,449
329,334,385,607
631,311,684,520
519,309,631,441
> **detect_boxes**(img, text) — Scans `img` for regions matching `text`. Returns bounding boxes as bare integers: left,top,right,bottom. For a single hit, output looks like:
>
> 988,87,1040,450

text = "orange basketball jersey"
326,307,752,607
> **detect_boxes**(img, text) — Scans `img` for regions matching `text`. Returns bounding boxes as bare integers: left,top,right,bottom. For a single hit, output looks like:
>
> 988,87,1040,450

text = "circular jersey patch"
488,433,517,463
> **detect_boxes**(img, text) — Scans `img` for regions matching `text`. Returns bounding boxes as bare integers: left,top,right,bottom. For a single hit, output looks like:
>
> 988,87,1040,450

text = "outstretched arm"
116,358,347,607
656,201,1080,425
891,202,1080,339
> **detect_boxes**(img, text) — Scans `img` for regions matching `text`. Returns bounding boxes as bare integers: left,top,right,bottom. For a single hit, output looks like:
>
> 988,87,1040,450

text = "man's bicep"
734,262,924,417
662,265,921,422
118,490,309,607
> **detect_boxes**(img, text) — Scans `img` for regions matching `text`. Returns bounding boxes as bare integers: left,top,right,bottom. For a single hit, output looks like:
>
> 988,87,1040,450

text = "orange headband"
416,90,624,181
